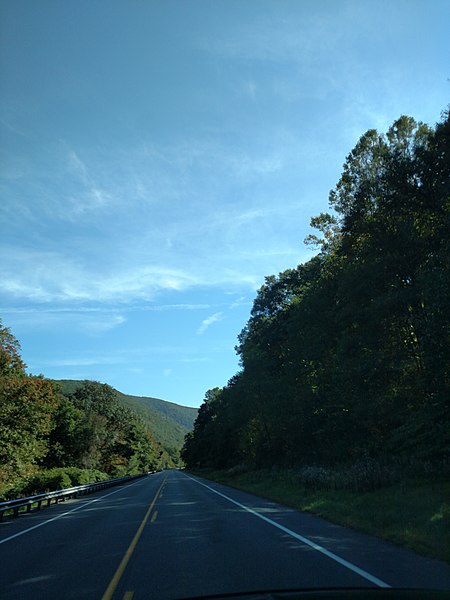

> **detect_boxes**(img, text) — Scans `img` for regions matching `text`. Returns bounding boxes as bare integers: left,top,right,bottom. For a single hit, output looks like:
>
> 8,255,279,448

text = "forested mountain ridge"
182,110,450,478
117,392,197,430
57,380,197,464
115,391,197,464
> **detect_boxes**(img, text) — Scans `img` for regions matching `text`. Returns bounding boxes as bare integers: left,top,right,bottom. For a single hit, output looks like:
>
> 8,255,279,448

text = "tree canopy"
0,322,165,494
182,109,450,472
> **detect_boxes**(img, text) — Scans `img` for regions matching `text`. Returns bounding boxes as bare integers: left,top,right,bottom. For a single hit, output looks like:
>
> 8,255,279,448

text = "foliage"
112,390,197,463
0,467,109,501
49,380,162,475
57,380,197,466
0,323,60,487
183,109,450,478
0,322,27,377
0,324,169,497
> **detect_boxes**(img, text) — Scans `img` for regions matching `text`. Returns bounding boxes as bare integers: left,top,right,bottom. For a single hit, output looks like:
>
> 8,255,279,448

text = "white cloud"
2,226,286,304
229,296,250,310
0,246,202,302
2,304,211,315
2,307,126,335
67,149,89,181
202,11,342,64
63,147,112,217
179,357,211,363
40,356,123,367
196,312,225,335
134,138,284,185
130,303,211,312
128,367,144,374
88,314,126,333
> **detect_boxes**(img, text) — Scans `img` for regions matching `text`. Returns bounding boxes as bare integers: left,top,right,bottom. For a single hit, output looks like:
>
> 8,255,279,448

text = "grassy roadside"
191,468,450,564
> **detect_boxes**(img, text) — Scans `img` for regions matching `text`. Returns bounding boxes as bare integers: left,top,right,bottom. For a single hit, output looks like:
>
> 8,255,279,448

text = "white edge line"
185,473,391,589
0,476,149,546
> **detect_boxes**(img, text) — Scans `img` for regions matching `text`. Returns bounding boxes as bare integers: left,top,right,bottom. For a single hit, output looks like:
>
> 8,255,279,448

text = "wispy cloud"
1,230,280,304
179,357,211,363
32,344,205,370
0,247,201,302
2,304,211,315
196,312,225,335
2,307,126,335
68,149,89,181
63,147,112,217
202,12,342,64
3,12,407,313
89,314,126,333
128,367,144,375
40,356,123,367
142,303,211,312
135,138,284,185
229,296,250,310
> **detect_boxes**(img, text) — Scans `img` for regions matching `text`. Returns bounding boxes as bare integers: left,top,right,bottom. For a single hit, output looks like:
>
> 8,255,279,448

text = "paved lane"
1,470,449,599
0,473,165,599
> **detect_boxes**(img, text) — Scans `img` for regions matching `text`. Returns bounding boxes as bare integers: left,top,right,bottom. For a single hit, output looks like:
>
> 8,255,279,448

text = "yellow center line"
150,510,158,523
122,593,134,600
101,477,166,600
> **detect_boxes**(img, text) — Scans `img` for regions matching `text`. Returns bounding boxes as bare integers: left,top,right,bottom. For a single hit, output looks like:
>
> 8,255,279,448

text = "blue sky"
1,0,448,408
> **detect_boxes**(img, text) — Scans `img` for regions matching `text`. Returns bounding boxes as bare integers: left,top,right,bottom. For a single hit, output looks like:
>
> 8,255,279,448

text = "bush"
63,467,108,486
279,460,399,492
226,464,249,476
19,469,72,496
0,467,109,500
276,457,449,493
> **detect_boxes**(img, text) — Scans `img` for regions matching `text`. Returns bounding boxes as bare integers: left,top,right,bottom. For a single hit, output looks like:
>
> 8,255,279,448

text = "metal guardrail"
0,471,154,522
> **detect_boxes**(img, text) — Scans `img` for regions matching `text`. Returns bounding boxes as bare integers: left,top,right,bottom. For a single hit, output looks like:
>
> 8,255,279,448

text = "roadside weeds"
191,468,450,564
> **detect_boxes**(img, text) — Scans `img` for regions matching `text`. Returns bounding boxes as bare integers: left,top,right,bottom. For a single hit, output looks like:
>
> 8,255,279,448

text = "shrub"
279,459,402,493
0,467,109,500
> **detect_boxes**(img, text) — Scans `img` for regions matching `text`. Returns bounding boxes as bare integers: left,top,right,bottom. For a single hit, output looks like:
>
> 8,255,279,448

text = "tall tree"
183,109,450,471
0,321,59,487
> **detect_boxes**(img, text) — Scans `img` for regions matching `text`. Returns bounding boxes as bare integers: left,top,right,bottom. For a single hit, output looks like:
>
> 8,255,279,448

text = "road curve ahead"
1,469,449,599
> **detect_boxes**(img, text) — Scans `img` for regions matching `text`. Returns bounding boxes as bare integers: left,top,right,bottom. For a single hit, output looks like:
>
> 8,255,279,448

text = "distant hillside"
56,380,198,464
115,390,198,461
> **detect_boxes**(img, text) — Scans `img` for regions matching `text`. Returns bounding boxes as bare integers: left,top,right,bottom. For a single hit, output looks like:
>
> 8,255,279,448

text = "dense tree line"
182,110,450,472
0,323,164,496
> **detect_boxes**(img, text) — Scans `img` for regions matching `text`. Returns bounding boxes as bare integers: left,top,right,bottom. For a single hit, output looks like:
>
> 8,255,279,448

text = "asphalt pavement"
1,469,449,599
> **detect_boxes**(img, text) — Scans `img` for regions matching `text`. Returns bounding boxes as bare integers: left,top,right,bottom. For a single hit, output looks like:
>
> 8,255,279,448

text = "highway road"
1,469,449,599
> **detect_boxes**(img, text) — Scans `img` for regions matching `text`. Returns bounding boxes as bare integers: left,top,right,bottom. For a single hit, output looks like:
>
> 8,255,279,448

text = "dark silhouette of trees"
183,109,450,472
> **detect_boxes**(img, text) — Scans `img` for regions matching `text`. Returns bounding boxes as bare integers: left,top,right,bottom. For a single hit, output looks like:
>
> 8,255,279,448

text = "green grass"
194,469,450,564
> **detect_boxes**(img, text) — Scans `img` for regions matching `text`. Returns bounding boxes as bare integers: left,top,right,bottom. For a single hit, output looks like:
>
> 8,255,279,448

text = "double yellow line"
101,477,166,600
